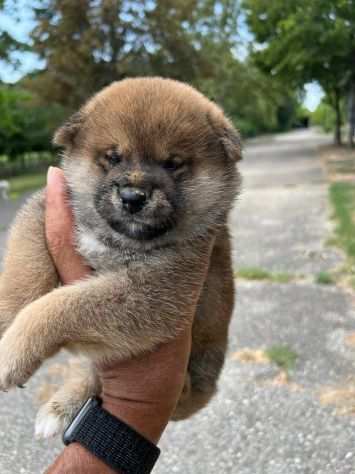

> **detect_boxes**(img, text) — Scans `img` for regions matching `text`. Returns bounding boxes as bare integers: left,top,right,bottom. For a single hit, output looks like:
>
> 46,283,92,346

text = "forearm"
45,443,117,474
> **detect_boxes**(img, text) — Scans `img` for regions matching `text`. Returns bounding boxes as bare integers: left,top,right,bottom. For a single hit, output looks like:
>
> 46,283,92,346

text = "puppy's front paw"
35,403,66,439
0,356,39,391
0,335,42,391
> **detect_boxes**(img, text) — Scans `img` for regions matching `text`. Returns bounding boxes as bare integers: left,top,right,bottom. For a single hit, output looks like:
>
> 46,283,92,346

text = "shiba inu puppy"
0,77,241,438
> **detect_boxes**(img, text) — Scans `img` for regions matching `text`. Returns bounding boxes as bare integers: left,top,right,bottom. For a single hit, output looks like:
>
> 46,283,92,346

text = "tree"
22,0,241,110
0,85,64,161
23,0,249,111
196,49,301,136
24,0,131,108
244,0,355,146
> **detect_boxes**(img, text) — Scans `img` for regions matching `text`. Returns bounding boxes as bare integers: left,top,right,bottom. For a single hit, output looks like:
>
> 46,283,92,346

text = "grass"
235,267,295,283
329,182,355,260
265,345,298,372
8,172,46,199
328,182,355,287
234,344,298,377
232,345,299,384
315,271,334,285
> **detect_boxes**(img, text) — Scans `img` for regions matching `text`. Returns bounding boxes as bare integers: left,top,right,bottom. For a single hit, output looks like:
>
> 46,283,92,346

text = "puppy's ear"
207,112,242,162
220,125,242,162
53,111,84,148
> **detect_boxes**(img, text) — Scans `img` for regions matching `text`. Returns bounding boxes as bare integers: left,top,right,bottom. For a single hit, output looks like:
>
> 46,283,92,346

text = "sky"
0,2,42,81
304,83,325,111
0,4,325,112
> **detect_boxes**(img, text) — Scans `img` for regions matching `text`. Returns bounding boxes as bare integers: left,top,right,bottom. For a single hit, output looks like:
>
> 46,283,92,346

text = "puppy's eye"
162,156,184,172
104,150,122,165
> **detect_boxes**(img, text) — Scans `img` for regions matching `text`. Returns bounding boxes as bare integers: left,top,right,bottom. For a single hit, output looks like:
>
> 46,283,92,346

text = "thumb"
45,166,91,284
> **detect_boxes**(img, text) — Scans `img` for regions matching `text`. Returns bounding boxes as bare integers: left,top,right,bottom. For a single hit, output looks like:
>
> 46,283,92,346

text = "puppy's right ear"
53,111,84,148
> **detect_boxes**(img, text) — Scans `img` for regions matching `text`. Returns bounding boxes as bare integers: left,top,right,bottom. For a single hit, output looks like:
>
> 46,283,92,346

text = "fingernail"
47,166,55,184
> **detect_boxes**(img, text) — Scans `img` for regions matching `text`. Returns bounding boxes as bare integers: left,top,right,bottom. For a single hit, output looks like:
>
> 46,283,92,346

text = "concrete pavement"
1,129,355,473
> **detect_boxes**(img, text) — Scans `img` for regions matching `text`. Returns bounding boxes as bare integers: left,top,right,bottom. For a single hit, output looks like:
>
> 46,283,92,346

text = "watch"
63,397,160,474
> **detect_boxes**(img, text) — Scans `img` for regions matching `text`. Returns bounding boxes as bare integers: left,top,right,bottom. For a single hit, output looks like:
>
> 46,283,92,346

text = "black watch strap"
62,397,160,474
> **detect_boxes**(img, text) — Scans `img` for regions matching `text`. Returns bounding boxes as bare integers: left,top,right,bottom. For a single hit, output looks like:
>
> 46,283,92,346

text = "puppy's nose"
120,187,147,214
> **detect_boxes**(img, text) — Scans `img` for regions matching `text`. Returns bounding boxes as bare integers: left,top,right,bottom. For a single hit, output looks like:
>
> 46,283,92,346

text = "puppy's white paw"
35,405,64,439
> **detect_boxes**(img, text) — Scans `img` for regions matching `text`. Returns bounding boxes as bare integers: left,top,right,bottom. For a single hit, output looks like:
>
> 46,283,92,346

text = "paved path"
1,129,355,473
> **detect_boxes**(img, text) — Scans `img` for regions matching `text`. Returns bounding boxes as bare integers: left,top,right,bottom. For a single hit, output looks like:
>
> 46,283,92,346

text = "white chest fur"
77,230,108,264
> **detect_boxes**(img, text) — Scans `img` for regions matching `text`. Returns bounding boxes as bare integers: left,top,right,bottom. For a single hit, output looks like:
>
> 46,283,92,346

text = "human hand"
45,167,191,473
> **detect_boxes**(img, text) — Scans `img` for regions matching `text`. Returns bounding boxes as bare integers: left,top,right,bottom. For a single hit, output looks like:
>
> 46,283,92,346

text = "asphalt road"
1,129,355,473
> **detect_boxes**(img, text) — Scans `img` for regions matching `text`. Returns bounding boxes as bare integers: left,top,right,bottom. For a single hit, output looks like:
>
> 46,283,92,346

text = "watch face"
62,397,102,445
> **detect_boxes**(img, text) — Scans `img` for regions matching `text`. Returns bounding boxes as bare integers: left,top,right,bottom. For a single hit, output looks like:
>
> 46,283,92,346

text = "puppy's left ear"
207,112,242,162
220,125,242,162
53,111,84,149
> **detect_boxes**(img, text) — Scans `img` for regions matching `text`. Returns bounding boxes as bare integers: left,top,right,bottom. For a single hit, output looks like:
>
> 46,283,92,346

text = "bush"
311,101,339,132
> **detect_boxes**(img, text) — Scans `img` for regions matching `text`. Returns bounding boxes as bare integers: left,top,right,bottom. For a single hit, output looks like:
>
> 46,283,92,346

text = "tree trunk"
334,90,342,146
348,78,355,148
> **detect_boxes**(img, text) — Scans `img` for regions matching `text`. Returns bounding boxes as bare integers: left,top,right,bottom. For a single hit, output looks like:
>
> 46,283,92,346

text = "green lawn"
8,172,47,199
315,271,334,285
235,267,295,283
329,182,355,262
329,182,355,287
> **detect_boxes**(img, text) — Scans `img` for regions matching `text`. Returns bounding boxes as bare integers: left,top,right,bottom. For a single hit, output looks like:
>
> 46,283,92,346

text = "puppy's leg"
172,345,225,420
173,227,234,419
0,245,210,390
0,191,58,334
35,359,100,439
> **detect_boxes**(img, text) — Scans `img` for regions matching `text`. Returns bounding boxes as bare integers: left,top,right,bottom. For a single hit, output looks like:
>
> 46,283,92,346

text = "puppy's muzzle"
120,187,148,214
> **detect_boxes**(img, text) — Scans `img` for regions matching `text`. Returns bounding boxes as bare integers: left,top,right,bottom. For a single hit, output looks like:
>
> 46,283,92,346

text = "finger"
45,167,91,284
45,167,74,247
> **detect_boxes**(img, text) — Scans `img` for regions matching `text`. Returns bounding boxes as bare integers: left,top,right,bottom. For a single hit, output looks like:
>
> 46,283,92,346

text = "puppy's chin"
108,218,175,241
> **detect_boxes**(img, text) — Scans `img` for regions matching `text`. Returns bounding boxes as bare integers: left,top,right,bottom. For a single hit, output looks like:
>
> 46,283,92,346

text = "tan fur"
0,77,241,438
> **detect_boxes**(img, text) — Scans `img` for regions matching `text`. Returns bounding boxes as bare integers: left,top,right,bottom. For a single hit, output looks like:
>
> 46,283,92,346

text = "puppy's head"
55,78,241,249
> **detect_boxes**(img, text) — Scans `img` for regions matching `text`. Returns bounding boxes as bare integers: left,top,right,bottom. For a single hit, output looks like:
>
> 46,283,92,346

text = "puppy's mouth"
108,216,176,241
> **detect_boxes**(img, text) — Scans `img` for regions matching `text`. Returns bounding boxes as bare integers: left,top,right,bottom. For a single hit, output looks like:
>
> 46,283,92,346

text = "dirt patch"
265,370,302,391
320,383,355,415
232,348,270,364
320,145,355,183
345,332,355,347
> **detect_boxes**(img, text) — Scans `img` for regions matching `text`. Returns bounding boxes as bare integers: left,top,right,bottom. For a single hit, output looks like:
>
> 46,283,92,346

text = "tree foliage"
0,85,65,160
24,0,240,108
311,100,338,133
244,0,355,145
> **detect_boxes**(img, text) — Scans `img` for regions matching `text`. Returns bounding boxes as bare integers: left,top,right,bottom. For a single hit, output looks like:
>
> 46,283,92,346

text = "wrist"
102,393,171,444
48,396,164,474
